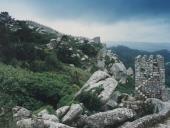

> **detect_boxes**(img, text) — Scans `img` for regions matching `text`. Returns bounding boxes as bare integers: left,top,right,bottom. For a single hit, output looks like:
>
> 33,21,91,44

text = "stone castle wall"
135,55,167,101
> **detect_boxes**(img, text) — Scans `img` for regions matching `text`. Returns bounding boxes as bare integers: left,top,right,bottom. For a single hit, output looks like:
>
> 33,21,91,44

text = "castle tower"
135,55,167,101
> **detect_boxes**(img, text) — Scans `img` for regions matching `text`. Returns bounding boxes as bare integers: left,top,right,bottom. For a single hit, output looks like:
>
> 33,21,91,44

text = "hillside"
108,41,170,51
0,12,105,110
0,12,102,71
109,45,170,87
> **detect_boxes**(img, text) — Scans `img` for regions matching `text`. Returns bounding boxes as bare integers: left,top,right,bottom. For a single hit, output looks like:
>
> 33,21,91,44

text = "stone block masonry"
135,55,168,101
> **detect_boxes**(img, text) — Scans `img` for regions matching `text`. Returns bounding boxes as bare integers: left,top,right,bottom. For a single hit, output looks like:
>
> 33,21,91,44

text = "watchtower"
135,55,167,100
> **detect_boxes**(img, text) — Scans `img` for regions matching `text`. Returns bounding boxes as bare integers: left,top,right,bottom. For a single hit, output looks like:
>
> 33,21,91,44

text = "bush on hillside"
0,63,87,110
115,76,135,94
76,86,104,111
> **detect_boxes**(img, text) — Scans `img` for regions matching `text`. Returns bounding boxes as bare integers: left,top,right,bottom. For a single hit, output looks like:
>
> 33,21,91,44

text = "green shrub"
76,86,104,111
115,76,135,94
0,63,85,110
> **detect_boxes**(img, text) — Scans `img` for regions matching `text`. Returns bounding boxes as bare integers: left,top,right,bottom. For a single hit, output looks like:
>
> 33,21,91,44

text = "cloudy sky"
0,0,170,43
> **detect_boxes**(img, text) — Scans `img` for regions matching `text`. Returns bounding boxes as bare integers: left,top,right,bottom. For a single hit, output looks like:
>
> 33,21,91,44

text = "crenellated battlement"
135,55,167,100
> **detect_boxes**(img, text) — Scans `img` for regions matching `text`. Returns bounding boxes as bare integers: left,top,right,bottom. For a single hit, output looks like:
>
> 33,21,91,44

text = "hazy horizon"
1,0,170,43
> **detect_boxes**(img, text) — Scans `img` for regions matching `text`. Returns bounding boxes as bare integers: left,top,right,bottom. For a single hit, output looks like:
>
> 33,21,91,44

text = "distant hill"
108,45,170,87
107,41,170,51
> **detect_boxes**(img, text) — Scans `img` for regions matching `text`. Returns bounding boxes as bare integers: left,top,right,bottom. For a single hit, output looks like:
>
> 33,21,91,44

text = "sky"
0,0,170,43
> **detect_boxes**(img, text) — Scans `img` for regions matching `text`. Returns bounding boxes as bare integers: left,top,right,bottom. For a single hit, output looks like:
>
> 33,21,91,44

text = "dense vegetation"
0,63,90,110
109,45,170,87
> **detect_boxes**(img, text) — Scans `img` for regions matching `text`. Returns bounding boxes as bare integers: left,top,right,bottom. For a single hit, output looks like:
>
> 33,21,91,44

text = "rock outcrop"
56,106,70,119
37,109,59,123
85,108,136,128
97,47,127,84
119,98,170,128
44,120,75,128
109,62,127,84
62,104,83,124
75,70,118,104
12,106,32,121
17,118,44,128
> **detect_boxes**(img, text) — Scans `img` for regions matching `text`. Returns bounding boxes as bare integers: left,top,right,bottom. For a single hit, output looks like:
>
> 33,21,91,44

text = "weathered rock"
12,106,31,121
44,120,75,128
127,67,134,76
119,98,170,128
145,98,167,113
56,106,70,119
61,104,83,124
74,115,88,127
16,118,44,128
120,100,146,117
37,109,59,123
108,99,118,106
41,113,59,122
84,70,110,86
85,108,136,128
75,70,110,97
103,99,118,110
76,70,118,104
109,62,127,84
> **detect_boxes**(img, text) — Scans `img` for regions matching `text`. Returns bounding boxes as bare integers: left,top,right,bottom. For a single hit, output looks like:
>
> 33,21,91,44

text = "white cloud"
0,2,170,43
41,19,170,43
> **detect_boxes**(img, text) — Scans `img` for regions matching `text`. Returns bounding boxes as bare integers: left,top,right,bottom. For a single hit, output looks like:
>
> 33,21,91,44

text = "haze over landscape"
0,0,170,45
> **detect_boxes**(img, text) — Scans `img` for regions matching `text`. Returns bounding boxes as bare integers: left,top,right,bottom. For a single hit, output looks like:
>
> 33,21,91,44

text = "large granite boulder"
109,62,127,84
56,106,70,119
85,108,136,128
61,103,83,124
82,70,110,86
75,70,118,104
16,118,44,128
12,106,32,121
17,118,74,128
